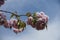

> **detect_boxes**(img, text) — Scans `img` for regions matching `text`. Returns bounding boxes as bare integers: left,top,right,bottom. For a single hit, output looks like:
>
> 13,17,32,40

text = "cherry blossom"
27,16,33,25
27,11,49,30
0,12,6,25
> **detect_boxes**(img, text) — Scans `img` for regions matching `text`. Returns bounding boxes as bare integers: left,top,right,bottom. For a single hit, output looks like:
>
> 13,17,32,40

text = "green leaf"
33,13,36,17
20,22,26,28
17,20,21,29
21,21,26,28
17,20,26,29
32,13,38,20
10,14,14,18
26,12,31,17
32,19,37,24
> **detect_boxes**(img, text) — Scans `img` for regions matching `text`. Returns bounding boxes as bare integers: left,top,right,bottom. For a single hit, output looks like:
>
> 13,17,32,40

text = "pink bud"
13,21,18,29
13,30,19,34
27,16,33,25
13,28,23,34
3,20,9,28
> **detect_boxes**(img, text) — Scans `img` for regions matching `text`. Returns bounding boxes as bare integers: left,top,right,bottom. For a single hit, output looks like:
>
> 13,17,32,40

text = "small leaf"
16,16,20,20
26,12,31,17
32,19,37,24
10,14,14,18
17,20,26,29
20,21,26,28
32,13,38,20
17,20,21,29
21,21,26,28
33,13,36,17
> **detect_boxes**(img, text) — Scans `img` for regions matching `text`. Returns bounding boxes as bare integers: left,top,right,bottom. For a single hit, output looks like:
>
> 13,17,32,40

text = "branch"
0,10,26,17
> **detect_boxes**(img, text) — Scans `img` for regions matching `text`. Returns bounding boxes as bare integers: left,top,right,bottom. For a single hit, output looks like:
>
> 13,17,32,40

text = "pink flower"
27,16,33,25
35,20,46,30
39,11,49,23
13,29,21,34
0,12,6,20
10,19,18,29
35,12,42,18
44,15,49,23
13,27,24,34
3,20,9,28
0,13,6,25
27,16,36,28
3,20,12,28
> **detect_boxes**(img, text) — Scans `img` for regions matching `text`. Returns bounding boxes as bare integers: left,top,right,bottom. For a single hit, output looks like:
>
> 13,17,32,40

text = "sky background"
0,0,60,40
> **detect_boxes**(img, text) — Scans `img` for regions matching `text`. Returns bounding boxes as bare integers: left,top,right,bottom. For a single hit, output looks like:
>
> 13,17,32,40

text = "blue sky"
0,0,60,40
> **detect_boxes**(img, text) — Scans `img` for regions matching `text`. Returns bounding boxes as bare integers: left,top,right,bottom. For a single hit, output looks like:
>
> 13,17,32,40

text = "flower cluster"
0,12,26,34
27,11,49,30
9,19,26,34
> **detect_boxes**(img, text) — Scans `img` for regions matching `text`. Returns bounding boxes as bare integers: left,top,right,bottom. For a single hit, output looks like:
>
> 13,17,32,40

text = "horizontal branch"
0,10,12,13
0,10,26,17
